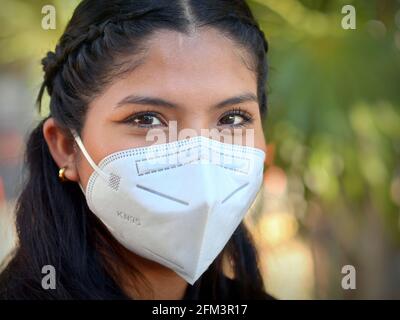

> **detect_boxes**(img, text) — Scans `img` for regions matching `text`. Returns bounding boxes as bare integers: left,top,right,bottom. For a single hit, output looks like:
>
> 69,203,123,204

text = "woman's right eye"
124,112,166,128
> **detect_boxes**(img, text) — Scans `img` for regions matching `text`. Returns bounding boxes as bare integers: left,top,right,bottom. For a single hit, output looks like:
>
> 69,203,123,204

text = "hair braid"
37,6,167,114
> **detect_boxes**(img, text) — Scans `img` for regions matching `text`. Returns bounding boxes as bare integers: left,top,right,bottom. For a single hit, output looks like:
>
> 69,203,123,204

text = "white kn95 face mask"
72,130,266,285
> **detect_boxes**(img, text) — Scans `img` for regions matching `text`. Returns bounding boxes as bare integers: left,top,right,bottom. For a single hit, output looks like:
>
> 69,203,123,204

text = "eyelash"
122,111,167,128
122,107,254,128
218,107,254,128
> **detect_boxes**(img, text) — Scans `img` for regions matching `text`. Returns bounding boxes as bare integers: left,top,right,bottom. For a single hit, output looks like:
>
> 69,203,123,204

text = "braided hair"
0,0,270,299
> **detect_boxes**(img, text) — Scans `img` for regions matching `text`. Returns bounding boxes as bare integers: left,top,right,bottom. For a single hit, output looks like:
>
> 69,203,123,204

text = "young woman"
0,0,274,300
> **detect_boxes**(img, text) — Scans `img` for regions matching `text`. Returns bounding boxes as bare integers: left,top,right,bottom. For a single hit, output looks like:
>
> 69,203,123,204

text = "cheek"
75,153,96,191
252,120,267,152
254,132,266,152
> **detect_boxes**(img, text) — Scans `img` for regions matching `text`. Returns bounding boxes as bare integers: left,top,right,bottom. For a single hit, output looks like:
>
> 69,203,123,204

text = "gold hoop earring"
58,167,68,182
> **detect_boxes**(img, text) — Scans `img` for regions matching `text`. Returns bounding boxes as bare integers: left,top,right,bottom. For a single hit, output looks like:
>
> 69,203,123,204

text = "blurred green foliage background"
0,0,399,299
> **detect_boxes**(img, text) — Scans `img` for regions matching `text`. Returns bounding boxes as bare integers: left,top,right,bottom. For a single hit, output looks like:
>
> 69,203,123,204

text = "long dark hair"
0,0,269,299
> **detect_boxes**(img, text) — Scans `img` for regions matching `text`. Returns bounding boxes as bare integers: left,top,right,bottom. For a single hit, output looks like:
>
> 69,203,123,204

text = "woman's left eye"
218,110,252,127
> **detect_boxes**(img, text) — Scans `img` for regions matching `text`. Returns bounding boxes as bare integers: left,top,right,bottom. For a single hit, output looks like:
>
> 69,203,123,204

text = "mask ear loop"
71,129,110,183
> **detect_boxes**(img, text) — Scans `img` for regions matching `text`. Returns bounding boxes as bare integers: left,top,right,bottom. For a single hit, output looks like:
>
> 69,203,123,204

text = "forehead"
142,27,256,84
97,28,257,105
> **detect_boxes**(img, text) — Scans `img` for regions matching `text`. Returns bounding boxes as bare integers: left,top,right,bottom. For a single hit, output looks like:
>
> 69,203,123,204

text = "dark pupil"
136,115,154,125
221,114,235,125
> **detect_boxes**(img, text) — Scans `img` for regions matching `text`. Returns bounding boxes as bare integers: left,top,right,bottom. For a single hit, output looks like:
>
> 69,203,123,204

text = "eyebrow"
115,92,258,110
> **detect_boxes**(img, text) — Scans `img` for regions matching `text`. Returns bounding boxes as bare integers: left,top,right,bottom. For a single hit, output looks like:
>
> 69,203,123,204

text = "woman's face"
47,28,266,187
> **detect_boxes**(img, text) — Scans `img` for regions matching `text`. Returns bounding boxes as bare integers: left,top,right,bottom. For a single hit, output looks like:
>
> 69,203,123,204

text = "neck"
122,251,188,300
99,237,188,300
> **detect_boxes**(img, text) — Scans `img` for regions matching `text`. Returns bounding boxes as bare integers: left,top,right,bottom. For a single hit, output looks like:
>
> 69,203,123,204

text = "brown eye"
219,114,244,126
218,110,253,127
134,114,161,126
125,112,166,128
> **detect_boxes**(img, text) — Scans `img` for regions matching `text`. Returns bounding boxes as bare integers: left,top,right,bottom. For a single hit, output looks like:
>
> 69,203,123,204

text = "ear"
43,117,80,182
